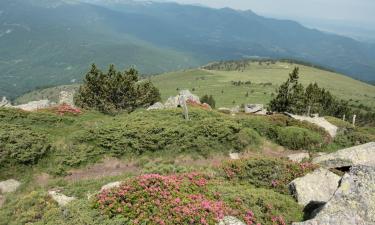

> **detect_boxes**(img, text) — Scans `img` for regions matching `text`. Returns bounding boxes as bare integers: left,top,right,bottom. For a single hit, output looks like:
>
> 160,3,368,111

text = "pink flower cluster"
94,173,235,225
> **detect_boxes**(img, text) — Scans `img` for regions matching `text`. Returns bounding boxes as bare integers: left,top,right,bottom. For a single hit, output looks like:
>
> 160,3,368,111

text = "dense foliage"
269,67,351,117
75,64,161,114
222,158,317,194
0,124,51,167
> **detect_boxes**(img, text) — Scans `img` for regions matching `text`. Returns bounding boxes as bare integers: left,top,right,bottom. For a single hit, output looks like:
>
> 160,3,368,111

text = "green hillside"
15,61,375,110
151,61,375,109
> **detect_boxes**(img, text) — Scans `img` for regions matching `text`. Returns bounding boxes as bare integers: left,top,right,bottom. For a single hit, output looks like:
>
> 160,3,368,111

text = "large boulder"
13,99,52,111
293,166,375,225
48,190,76,206
218,216,246,225
289,168,341,207
0,179,21,193
313,142,375,169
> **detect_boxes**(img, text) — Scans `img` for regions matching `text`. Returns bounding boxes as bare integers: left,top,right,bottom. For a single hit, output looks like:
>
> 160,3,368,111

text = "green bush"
79,109,244,156
221,157,317,194
233,128,261,150
0,124,51,166
276,126,323,150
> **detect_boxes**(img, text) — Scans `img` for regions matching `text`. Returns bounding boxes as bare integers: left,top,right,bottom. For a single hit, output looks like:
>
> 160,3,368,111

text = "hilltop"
15,60,375,110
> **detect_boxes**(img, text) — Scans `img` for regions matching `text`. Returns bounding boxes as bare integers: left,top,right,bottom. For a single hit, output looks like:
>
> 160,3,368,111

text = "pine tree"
74,64,160,114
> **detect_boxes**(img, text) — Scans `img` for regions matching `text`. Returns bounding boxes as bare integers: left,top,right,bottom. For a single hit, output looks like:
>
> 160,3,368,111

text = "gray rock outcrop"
293,166,375,225
244,104,264,114
13,99,52,111
218,216,246,225
164,96,180,109
179,90,200,103
289,168,341,207
313,142,375,169
0,179,21,193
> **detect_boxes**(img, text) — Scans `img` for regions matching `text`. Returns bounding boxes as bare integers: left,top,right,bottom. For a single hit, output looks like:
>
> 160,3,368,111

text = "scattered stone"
101,181,122,191
48,190,76,207
218,107,231,114
229,152,240,160
0,179,21,193
59,91,75,106
287,152,310,163
244,104,263,114
218,216,246,225
293,166,375,225
285,113,338,137
313,142,375,169
12,99,52,111
0,96,11,107
289,168,341,207
230,106,240,114
147,102,165,111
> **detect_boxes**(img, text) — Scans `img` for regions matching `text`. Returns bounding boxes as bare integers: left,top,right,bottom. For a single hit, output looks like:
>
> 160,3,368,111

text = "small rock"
287,152,310,163
293,166,375,225
0,179,21,193
101,181,122,191
289,168,341,207
147,102,165,110
0,96,11,107
218,107,231,114
218,216,246,225
313,142,375,169
48,190,76,206
229,152,240,160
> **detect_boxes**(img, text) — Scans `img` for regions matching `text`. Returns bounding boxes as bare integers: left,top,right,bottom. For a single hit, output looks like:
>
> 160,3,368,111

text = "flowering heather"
94,173,262,225
47,103,82,116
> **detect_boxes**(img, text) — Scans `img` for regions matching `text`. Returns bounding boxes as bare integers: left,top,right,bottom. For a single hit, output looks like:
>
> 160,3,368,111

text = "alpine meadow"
0,1,375,225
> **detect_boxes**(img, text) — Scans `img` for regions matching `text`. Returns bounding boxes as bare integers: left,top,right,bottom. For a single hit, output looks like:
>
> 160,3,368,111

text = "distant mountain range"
1,0,375,98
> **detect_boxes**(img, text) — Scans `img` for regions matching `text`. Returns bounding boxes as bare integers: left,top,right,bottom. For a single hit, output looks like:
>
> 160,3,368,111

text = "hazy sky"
158,0,375,26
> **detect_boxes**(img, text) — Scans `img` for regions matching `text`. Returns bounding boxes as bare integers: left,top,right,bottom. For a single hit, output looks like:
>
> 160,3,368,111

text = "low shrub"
0,124,52,167
221,157,317,194
233,128,261,150
210,183,304,225
94,173,291,225
276,126,323,150
94,173,233,225
0,191,59,225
